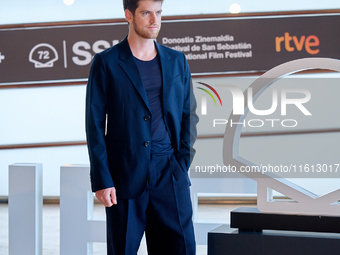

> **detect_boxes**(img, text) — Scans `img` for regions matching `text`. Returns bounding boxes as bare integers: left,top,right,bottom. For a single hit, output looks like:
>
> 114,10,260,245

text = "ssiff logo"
222,58,340,216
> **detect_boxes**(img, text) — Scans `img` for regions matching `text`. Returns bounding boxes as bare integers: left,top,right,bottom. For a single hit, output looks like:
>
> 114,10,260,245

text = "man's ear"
125,9,133,24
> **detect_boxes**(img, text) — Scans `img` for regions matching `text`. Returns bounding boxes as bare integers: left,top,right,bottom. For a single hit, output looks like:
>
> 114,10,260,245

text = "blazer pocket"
172,74,181,84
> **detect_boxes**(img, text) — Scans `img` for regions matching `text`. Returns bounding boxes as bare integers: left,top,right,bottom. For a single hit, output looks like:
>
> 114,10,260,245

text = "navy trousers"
105,153,196,255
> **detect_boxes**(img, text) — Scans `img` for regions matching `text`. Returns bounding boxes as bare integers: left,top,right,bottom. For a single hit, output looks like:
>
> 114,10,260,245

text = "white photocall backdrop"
0,73,339,196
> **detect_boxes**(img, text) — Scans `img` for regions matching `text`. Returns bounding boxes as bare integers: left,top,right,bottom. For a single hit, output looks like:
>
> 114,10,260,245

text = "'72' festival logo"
29,43,59,68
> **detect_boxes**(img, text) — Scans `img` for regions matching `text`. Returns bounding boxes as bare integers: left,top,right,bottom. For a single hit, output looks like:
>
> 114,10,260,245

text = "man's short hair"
123,0,164,15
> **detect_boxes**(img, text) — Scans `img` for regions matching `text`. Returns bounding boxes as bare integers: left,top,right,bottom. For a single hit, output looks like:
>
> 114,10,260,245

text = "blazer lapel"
118,38,151,113
155,42,174,116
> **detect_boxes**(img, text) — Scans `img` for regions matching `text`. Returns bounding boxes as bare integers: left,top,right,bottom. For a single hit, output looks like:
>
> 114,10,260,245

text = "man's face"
130,0,162,39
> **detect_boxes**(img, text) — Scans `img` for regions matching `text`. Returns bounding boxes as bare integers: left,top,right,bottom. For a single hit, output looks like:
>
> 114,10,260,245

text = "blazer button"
144,141,150,147
144,116,151,121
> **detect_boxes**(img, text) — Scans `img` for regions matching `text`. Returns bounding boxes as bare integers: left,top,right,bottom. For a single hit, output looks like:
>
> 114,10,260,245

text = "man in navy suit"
86,0,198,254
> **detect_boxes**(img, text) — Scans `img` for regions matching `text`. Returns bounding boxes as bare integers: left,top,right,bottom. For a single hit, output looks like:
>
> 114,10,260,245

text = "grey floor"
0,203,246,255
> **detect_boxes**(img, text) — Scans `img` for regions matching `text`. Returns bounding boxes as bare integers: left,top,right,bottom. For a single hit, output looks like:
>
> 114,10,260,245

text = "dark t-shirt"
134,55,172,154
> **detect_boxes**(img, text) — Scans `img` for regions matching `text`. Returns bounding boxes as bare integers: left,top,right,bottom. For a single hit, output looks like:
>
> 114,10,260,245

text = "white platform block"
60,164,106,255
9,163,43,255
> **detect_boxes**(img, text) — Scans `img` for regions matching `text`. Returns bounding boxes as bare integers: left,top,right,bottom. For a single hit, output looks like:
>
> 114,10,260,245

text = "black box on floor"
208,207,340,255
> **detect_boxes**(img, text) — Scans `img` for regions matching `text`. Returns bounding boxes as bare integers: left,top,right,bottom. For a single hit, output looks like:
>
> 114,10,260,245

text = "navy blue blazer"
86,37,198,199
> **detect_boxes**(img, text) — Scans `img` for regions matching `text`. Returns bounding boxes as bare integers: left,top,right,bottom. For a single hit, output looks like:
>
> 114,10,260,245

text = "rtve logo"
275,32,320,55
